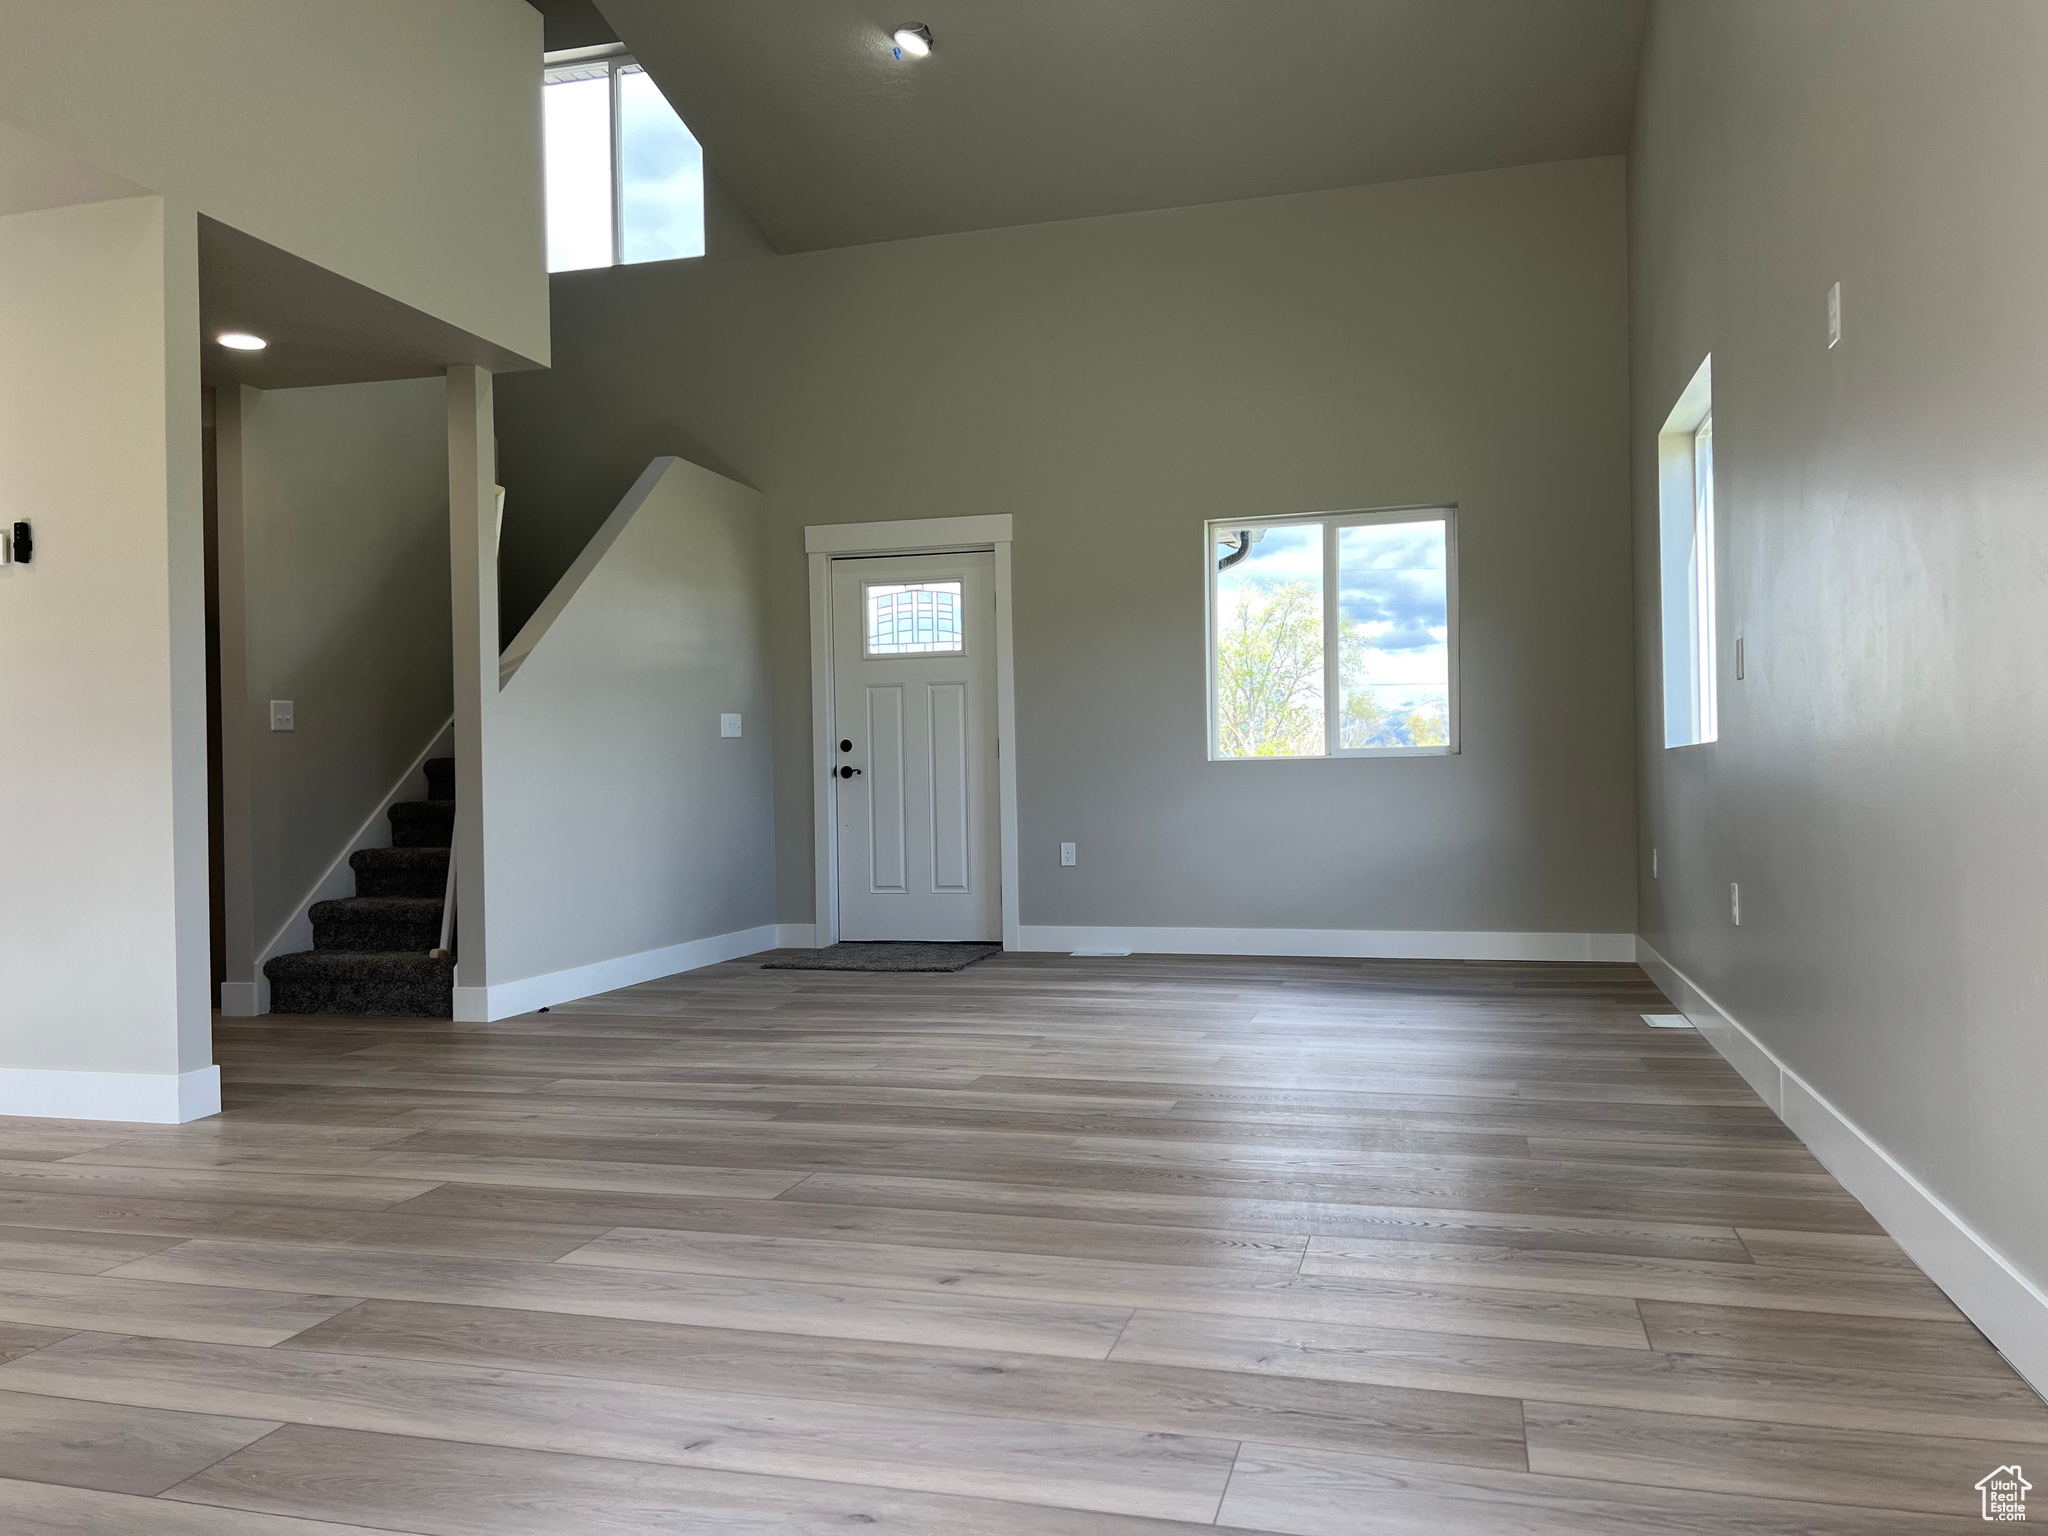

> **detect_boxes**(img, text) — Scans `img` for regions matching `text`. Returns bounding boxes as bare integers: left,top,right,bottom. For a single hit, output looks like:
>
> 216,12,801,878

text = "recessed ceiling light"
892,23,933,57
216,331,268,351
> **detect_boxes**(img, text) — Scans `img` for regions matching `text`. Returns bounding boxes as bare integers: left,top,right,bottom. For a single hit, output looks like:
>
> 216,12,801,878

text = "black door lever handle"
837,766,863,778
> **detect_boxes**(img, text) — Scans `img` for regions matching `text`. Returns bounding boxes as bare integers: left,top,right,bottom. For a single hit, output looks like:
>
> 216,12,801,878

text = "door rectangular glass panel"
1336,519,1450,749
617,63,706,263
543,67,613,272
1212,522,1324,757
866,581,964,656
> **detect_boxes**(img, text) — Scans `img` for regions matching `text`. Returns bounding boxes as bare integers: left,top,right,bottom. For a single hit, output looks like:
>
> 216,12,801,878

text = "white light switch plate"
269,700,294,732
720,713,742,738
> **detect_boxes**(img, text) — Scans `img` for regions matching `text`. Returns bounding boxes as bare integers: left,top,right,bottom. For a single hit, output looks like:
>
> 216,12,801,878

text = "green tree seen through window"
1217,568,1450,756
1215,578,1323,756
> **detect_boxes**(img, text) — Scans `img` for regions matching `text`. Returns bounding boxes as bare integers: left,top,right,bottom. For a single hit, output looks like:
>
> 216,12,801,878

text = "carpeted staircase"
263,756,456,1016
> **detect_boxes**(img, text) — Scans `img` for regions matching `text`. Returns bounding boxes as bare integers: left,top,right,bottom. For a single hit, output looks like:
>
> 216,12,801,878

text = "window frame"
1658,355,1717,748
1690,412,1717,739
542,44,702,272
1203,504,1461,763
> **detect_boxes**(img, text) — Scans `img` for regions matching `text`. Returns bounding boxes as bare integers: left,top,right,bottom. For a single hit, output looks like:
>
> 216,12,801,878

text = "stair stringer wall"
462,455,776,1021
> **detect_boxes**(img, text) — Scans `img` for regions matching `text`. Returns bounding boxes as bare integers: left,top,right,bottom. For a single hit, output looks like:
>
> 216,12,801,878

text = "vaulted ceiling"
581,0,1646,254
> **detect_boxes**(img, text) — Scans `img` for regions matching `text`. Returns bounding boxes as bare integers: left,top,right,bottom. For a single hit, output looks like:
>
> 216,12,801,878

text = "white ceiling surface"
596,0,1646,253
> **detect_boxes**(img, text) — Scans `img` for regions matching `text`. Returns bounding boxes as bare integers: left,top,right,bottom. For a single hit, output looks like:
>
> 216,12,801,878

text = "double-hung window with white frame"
1206,507,1459,760
543,45,706,272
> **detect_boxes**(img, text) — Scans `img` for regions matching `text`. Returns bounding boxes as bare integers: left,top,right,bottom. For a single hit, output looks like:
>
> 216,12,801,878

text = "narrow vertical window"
1212,522,1326,758
544,50,705,273
542,63,613,272
1337,518,1452,750
617,63,706,263
1659,356,1717,747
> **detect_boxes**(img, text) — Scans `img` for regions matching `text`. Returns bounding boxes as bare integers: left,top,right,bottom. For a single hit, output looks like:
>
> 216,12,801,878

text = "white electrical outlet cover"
1642,1013,1694,1029
720,713,742,738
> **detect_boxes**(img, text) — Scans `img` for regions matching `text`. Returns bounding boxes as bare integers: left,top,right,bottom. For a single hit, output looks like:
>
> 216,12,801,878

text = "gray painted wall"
484,456,775,983
231,378,453,959
1631,2,2048,1288
496,157,1637,938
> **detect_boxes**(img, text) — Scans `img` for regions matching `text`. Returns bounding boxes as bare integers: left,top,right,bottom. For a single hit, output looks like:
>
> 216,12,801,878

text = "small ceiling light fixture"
892,23,933,58
216,331,268,351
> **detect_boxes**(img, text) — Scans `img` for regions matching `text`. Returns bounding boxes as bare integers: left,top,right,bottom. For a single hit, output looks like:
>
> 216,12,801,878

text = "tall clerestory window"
543,47,705,273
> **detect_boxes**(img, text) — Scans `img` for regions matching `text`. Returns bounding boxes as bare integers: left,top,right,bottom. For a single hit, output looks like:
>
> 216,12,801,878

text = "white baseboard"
1014,926,1638,962
0,1065,221,1124
775,924,818,949
453,923,781,1023
1636,937,2048,1399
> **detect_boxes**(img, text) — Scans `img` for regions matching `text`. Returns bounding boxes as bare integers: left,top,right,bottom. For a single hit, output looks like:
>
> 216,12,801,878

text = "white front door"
831,552,1000,942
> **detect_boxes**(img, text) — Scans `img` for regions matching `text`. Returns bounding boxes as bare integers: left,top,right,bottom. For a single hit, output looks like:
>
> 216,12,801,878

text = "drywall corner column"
162,198,214,1079
448,364,495,1015
0,191,217,1122
212,385,262,1014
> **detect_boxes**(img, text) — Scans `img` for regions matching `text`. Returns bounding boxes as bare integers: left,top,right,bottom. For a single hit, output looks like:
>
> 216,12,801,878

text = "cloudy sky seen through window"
1215,518,1449,706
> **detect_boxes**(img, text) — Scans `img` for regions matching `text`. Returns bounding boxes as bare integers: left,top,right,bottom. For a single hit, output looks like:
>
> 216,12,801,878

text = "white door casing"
830,552,999,941
805,515,1018,950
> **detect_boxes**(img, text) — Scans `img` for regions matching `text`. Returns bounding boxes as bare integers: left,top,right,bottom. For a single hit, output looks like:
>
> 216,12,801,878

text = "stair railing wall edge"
498,456,680,688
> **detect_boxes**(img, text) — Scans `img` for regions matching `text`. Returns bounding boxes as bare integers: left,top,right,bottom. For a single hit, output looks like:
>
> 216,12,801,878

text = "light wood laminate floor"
0,953,2038,1533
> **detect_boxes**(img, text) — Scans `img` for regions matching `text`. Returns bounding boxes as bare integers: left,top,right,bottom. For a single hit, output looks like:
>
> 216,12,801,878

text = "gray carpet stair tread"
263,950,454,1017
265,951,452,978
308,896,443,922
351,846,448,872
349,846,449,898
309,894,444,954
387,800,455,848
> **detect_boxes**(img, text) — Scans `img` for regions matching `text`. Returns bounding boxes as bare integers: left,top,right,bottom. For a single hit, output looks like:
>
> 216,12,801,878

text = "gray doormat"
763,942,1003,973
